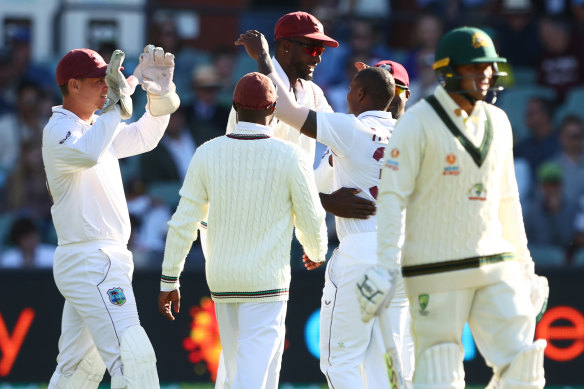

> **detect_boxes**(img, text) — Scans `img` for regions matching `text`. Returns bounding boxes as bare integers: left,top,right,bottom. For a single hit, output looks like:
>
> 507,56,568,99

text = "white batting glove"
356,266,396,323
521,261,549,322
531,274,549,323
134,45,180,116
102,49,135,119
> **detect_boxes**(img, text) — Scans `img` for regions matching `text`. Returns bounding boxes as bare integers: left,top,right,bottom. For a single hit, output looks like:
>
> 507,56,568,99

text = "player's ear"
68,78,80,94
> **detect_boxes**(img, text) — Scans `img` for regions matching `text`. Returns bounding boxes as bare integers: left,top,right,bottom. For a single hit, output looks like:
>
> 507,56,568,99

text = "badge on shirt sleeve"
107,287,127,306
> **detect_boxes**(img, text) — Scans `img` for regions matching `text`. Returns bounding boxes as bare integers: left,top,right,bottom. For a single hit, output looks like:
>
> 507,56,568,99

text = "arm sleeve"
51,107,123,174
290,151,328,262
267,72,310,131
377,114,426,271
160,149,209,290
316,112,357,157
112,111,170,159
314,148,334,194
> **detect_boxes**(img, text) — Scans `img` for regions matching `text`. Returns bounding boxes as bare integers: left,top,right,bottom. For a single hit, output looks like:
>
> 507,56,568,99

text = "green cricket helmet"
433,26,507,103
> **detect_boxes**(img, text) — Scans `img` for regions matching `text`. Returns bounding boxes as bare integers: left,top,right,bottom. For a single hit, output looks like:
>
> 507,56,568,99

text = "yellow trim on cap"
433,57,450,70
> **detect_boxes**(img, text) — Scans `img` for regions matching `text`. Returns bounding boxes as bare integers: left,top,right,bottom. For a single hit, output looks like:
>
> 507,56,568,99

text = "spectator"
536,15,584,102
185,65,231,146
0,216,55,268
514,96,561,174
404,13,443,105
524,162,577,252
494,0,542,70
149,16,211,105
140,107,196,185
0,80,52,186
3,139,53,226
548,115,584,202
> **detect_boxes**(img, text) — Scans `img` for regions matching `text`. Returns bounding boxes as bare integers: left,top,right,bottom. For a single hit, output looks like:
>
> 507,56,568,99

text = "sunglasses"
283,38,325,57
395,84,409,95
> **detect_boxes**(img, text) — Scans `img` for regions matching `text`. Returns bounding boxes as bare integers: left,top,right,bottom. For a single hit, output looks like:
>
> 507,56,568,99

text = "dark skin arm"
235,30,375,219
235,30,318,138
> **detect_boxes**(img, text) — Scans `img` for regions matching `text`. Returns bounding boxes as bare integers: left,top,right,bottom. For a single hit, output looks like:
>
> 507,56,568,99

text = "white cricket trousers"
214,301,287,389
51,241,141,379
409,277,536,383
320,232,413,389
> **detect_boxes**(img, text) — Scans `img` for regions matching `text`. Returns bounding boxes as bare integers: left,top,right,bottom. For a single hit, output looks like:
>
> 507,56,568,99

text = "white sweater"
378,86,532,296
161,122,328,303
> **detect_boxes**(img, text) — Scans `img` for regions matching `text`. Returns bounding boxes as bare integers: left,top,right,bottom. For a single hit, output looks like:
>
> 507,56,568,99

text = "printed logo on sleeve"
107,287,127,306
59,131,72,144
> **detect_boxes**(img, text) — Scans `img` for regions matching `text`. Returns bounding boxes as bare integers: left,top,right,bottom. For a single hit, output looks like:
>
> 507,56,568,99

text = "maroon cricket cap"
274,11,339,48
375,60,410,88
56,48,108,86
233,72,277,111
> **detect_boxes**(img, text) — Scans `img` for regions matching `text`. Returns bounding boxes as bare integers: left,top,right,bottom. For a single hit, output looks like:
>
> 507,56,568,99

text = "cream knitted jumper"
161,122,328,303
378,86,533,296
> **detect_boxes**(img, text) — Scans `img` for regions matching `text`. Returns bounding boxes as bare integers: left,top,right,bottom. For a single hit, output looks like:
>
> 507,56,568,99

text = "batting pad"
414,343,465,389
118,325,160,388
497,339,546,389
48,347,106,389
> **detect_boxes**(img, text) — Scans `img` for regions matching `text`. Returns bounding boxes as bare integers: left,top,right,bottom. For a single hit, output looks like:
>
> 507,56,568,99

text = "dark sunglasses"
283,38,325,57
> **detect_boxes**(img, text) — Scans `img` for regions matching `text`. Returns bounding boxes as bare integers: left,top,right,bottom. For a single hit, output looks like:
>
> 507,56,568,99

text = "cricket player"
359,26,549,388
158,72,328,389
226,11,376,219
43,45,179,389
235,30,411,389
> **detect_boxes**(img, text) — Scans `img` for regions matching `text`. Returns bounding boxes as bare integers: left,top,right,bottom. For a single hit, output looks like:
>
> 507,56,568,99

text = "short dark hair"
355,67,395,111
8,217,38,246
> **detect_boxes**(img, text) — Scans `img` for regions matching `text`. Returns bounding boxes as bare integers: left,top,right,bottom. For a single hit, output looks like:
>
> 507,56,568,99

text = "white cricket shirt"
42,106,169,245
316,110,395,242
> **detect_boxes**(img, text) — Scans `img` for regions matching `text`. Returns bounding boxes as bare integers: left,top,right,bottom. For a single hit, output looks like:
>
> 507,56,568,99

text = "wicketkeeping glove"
356,266,396,323
101,50,137,120
133,44,180,116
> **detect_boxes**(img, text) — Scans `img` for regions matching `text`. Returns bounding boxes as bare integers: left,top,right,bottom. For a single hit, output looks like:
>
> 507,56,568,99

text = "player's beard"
292,58,314,81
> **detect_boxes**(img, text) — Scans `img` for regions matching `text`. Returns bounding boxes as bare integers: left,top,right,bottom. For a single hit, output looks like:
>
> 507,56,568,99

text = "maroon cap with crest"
274,11,339,48
233,72,277,111
375,60,410,88
56,48,108,86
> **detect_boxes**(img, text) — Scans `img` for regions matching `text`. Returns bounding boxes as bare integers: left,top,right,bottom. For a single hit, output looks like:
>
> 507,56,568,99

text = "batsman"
359,26,549,388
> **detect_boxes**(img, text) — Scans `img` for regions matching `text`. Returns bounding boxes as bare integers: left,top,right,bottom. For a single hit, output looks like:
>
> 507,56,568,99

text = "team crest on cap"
472,32,490,49
107,287,126,306
418,294,429,316
468,183,487,201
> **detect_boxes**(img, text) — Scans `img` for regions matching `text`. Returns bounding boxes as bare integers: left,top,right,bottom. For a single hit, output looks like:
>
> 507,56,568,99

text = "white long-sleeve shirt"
226,58,333,159
377,86,532,296
42,105,169,245
161,122,328,303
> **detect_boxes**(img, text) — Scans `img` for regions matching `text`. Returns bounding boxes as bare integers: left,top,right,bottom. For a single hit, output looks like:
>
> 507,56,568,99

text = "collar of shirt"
357,110,394,122
273,57,307,97
52,105,98,127
233,121,274,137
434,85,487,142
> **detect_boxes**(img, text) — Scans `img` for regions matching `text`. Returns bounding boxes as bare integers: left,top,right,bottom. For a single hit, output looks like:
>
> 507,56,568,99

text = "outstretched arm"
235,30,318,138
